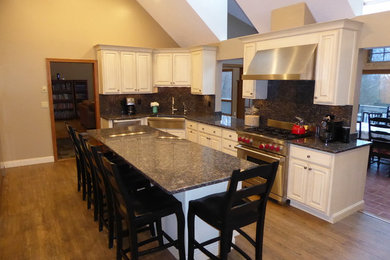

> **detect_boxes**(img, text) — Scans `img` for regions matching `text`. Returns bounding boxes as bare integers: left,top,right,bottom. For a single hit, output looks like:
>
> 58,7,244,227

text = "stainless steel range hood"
242,44,317,80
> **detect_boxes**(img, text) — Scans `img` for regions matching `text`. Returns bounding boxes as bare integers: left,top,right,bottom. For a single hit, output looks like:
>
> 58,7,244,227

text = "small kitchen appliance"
126,97,136,115
291,116,306,135
319,114,343,143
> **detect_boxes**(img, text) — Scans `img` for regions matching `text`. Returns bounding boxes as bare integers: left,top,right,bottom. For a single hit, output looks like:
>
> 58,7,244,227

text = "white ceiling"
137,0,363,47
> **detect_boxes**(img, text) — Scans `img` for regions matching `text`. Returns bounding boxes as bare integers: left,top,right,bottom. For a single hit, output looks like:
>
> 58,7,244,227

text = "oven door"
236,144,286,203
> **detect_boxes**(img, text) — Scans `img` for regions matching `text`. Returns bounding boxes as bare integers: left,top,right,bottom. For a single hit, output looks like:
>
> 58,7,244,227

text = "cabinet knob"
213,131,215,133
308,168,312,171
250,93,253,95
307,155,310,158
314,96,318,99
304,166,307,169
229,145,231,148
229,135,232,137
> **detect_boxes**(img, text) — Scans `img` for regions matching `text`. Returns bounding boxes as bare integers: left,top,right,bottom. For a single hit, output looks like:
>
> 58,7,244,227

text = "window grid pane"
221,101,232,115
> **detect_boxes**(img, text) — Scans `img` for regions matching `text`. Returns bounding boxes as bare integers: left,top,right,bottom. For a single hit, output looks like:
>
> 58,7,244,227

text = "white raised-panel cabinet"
97,50,121,94
136,53,152,93
190,46,217,95
153,53,173,85
121,52,137,93
153,51,191,86
186,120,198,143
95,45,153,94
172,53,191,85
288,144,369,223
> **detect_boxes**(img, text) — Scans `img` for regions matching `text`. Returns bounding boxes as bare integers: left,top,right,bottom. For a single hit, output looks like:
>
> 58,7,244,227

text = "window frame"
221,69,233,116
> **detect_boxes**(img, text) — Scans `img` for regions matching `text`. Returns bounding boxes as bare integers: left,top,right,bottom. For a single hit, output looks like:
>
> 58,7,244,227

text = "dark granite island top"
289,137,371,153
87,125,256,194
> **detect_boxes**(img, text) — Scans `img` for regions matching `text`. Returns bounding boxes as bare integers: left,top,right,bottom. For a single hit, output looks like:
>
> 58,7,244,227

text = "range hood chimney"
242,44,317,80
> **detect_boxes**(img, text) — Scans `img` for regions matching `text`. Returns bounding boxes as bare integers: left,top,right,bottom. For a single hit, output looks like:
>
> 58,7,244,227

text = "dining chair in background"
368,116,390,176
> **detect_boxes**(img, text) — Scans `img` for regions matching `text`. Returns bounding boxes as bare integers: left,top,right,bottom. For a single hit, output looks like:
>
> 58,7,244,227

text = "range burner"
243,126,311,140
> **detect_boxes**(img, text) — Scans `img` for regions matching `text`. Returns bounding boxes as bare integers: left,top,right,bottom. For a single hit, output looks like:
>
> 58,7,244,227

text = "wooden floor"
1,160,390,260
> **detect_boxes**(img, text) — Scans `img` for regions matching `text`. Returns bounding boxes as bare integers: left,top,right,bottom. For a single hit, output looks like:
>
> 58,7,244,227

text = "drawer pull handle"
308,168,312,171
307,155,310,158
213,131,215,133
229,135,232,137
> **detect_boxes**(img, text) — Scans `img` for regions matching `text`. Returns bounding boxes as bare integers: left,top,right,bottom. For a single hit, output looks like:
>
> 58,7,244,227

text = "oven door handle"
235,144,284,161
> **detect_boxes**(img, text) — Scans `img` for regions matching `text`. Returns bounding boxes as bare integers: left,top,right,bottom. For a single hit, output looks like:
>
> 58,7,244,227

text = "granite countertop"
289,136,371,153
87,125,256,194
101,113,246,131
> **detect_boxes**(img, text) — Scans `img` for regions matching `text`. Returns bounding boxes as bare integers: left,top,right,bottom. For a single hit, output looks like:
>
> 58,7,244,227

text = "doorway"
46,59,100,161
221,61,245,119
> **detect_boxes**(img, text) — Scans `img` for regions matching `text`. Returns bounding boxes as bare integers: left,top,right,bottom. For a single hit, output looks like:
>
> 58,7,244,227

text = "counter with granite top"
100,113,247,131
289,136,371,153
87,125,255,194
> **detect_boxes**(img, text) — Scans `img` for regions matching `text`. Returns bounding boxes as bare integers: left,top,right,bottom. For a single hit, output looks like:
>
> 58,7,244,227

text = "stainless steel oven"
236,144,287,203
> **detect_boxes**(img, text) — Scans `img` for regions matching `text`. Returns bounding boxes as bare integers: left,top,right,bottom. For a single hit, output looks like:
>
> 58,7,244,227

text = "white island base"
162,181,239,259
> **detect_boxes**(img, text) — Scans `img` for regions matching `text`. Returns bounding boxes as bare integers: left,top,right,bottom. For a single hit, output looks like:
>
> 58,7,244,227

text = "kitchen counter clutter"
87,125,255,194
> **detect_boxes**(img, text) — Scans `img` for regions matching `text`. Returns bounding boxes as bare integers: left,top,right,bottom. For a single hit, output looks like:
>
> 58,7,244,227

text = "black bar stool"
100,153,186,260
187,162,279,260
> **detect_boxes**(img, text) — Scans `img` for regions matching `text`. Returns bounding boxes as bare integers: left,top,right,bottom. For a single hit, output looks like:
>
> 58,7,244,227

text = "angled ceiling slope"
235,0,362,33
136,0,227,47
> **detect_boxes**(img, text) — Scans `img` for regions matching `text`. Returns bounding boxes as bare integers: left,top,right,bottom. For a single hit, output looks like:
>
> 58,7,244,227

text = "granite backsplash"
100,87,215,116
251,80,352,126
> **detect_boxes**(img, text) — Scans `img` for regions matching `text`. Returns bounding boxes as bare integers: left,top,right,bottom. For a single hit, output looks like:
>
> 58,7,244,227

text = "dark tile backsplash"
251,80,352,126
100,87,215,116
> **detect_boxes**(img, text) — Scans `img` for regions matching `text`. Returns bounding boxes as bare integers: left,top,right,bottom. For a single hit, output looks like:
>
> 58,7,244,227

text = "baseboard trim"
3,156,55,168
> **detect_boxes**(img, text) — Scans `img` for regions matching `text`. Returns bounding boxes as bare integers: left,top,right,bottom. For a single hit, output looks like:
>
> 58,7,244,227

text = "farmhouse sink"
147,117,185,129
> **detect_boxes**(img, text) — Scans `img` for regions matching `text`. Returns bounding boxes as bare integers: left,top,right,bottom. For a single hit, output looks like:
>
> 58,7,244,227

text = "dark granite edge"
289,137,372,154
168,177,232,194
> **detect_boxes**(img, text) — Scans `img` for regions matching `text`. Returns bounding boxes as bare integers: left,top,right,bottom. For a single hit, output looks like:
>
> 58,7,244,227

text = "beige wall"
0,0,178,163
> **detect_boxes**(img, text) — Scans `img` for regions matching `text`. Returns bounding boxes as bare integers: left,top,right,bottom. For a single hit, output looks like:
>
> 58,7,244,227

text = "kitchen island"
87,125,256,259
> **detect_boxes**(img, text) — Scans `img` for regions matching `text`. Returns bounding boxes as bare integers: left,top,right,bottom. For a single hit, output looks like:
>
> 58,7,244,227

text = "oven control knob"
238,137,242,142
259,144,264,149
265,144,270,149
275,146,280,152
270,145,275,150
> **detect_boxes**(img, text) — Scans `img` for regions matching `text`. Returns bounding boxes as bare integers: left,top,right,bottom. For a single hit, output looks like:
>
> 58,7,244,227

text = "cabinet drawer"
290,145,332,168
186,120,198,130
198,123,222,136
222,129,238,141
222,139,238,152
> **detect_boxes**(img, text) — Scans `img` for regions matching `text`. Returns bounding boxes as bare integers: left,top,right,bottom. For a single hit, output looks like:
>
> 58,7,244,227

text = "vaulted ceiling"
136,0,362,47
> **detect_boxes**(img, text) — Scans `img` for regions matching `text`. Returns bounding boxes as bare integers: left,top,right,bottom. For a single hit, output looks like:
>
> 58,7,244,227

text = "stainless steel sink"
147,117,185,129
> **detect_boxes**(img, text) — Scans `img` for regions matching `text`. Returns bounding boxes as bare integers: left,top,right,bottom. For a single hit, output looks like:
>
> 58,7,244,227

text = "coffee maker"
319,114,343,143
126,97,136,115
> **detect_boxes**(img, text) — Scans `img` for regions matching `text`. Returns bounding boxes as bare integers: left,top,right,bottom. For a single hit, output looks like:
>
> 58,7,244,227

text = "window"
221,70,233,115
368,48,390,62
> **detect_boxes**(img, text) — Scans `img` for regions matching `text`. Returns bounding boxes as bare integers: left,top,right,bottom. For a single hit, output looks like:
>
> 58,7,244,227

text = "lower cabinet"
198,132,221,151
288,157,330,212
287,144,370,223
160,128,186,139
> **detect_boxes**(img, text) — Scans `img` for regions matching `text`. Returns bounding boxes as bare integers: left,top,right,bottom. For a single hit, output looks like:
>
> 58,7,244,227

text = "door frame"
46,58,100,161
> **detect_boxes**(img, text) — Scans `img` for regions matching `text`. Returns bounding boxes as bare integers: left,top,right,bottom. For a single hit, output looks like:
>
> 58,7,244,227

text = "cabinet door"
198,132,210,147
287,158,308,203
306,164,330,212
191,51,202,94
121,52,137,93
242,43,256,98
209,135,222,151
154,53,172,85
136,53,152,93
314,30,339,104
186,129,198,143
172,53,191,85
100,50,121,94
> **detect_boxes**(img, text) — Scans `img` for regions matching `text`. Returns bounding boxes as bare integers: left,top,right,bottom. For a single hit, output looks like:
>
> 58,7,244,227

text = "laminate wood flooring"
1,160,390,260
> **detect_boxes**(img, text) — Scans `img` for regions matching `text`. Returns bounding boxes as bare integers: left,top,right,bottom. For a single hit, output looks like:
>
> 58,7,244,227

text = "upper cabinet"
95,45,153,94
190,46,217,95
241,19,363,105
243,43,268,99
153,50,191,86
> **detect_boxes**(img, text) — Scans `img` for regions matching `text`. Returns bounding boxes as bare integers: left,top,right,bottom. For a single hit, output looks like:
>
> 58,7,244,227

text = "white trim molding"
3,156,54,168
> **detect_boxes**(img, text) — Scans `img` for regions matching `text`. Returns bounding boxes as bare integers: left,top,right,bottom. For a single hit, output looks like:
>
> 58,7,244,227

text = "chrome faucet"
183,102,187,115
171,97,178,115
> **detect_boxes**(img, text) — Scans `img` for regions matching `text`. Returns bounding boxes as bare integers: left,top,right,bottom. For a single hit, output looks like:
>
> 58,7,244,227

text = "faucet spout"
171,97,178,115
